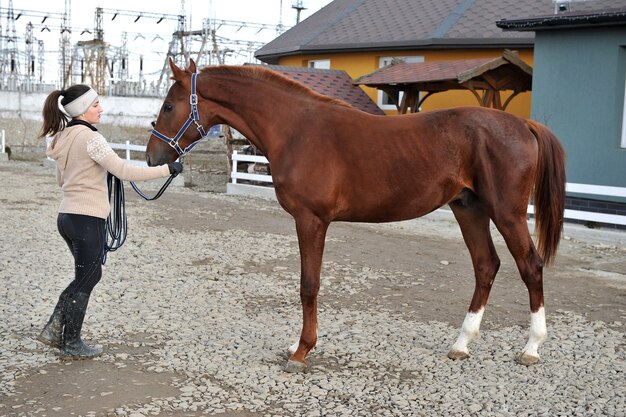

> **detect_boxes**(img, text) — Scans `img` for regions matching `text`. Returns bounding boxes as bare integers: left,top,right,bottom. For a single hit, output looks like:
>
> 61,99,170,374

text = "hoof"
447,349,470,361
284,359,307,373
516,352,540,366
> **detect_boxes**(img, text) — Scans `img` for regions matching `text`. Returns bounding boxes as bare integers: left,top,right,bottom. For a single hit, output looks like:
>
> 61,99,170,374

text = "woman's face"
79,99,103,125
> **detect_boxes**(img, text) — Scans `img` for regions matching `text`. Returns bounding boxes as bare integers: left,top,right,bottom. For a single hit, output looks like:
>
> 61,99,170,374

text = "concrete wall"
0,91,163,125
0,91,229,193
531,27,626,194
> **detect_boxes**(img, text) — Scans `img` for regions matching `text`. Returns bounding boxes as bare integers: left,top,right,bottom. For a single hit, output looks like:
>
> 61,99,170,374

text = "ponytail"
38,90,68,139
38,84,92,139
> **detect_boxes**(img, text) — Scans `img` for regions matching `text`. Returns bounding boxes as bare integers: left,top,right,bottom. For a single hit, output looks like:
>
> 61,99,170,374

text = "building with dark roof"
498,4,626,227
255,0,621,117
263,65,384,115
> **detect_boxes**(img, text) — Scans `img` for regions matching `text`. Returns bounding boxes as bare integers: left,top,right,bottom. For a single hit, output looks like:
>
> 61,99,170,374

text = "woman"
37,84,182,360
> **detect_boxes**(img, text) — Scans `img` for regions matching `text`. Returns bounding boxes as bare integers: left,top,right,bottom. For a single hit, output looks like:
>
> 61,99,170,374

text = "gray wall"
0,91,163,160
530,26,626,194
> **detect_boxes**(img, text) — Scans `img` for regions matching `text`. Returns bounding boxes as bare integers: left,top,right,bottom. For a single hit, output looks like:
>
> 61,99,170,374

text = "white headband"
63,87,98,117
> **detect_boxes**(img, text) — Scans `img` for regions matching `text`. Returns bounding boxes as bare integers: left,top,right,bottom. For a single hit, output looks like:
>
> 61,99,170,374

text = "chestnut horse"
146,60,566,372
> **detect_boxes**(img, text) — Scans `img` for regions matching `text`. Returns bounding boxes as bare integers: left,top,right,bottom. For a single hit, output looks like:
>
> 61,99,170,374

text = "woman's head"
39,84,101,138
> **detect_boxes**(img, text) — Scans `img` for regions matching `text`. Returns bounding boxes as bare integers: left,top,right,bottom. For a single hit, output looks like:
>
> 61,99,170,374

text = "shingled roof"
497,5,626,31
262,65,384,115
255,0,623,64
354,50,532,87
353,50,532,112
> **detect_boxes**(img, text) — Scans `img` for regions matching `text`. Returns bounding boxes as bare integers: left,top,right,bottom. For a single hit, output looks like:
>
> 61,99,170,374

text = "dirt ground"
147,187,626,328
1,162,625,416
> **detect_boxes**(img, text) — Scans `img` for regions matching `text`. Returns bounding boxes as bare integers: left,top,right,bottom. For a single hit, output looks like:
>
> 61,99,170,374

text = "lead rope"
102,173,127,265
129,172,178,201
102,167,181,264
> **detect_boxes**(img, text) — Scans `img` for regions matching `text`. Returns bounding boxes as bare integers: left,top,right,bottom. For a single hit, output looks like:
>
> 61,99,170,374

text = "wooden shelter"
354,50,533,113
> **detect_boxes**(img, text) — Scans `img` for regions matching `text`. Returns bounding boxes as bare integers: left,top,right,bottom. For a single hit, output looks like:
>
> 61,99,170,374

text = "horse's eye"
163,104,173,112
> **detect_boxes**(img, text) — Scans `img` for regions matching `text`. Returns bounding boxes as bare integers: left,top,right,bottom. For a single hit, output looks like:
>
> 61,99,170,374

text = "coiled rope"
102,170,179,264
102,173,127,264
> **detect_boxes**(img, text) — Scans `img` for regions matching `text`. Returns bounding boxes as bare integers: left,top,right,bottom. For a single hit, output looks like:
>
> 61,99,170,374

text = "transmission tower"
0,0,3,86
117,31,128,82
2,0,18,88
75,6,108,94
24,21,34,88
59,0,72,88
157,1,187,91
37,39,44,82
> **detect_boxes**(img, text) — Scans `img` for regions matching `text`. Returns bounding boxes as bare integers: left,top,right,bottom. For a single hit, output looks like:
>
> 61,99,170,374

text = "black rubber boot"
60,292,102,360
37,289,69,349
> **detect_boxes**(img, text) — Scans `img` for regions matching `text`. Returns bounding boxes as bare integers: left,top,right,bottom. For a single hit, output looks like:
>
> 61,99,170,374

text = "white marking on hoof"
288,341,299,354
450,308,485,357
518,307,546,364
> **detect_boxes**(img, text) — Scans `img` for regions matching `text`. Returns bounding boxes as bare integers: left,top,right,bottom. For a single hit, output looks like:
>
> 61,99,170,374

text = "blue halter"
151,72,207,156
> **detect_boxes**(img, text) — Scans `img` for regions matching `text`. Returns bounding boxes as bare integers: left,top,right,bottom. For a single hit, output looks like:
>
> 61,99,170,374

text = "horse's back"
275,106,538,223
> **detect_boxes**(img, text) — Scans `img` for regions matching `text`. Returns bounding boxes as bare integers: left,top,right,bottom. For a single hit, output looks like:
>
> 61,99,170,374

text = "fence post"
231,150,238,184
125,140,131,160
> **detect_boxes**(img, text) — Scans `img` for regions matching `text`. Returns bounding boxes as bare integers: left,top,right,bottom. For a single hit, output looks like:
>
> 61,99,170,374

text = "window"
308,60,331,69
377,56,424,110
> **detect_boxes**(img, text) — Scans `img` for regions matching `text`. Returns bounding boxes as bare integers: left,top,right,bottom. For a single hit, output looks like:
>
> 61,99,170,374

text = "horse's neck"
202,73,307,156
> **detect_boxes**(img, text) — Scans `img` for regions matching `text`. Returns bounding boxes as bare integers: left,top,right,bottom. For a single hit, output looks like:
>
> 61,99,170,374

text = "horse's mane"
200,65,353,109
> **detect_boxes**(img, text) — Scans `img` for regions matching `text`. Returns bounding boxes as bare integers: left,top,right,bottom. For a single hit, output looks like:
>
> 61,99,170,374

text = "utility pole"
25,21,34,88
292,0,307,24
4,0,18,89
37,39,44,82
60,0,72,88
277,0,284,34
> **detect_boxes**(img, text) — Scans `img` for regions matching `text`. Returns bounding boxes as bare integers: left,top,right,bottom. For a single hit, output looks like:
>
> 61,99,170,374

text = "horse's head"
146,58,210,166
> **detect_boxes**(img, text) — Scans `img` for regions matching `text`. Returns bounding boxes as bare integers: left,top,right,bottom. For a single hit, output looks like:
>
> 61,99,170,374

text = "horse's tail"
527,120,566,266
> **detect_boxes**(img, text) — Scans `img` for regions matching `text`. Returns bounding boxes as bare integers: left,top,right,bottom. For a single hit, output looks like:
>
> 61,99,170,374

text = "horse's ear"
187,58,197,73
169,57,184,80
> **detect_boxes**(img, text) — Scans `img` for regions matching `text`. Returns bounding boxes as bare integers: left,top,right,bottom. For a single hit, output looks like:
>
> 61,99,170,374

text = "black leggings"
57,213,105,296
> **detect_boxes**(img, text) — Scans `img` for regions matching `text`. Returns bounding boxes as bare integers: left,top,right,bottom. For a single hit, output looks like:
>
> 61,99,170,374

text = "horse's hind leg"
285,213,328,373
448,198,500,360
493,216,546,365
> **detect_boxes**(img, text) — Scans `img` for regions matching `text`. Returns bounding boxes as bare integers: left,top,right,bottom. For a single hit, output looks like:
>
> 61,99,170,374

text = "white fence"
108,141,147,166
45,138,147,166
230,151,626,227
0,129,6,161
37,141,626,227
229,151,273,185
528,183,626,226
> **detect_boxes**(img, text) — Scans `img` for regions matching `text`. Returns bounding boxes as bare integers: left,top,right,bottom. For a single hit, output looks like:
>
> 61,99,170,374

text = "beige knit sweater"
47,124,171,219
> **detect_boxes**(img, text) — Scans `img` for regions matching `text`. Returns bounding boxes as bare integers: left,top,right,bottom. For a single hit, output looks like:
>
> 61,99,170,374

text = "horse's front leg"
285,214,328,373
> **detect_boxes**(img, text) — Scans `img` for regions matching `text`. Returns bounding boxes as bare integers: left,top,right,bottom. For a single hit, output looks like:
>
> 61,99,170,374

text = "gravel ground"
0,160,625,417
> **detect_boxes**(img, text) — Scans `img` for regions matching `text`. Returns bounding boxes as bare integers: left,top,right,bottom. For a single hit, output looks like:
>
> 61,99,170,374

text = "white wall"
0,91,163,127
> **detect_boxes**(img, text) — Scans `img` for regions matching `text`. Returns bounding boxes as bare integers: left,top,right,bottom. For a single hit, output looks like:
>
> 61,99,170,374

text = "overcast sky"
5,0,333,83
